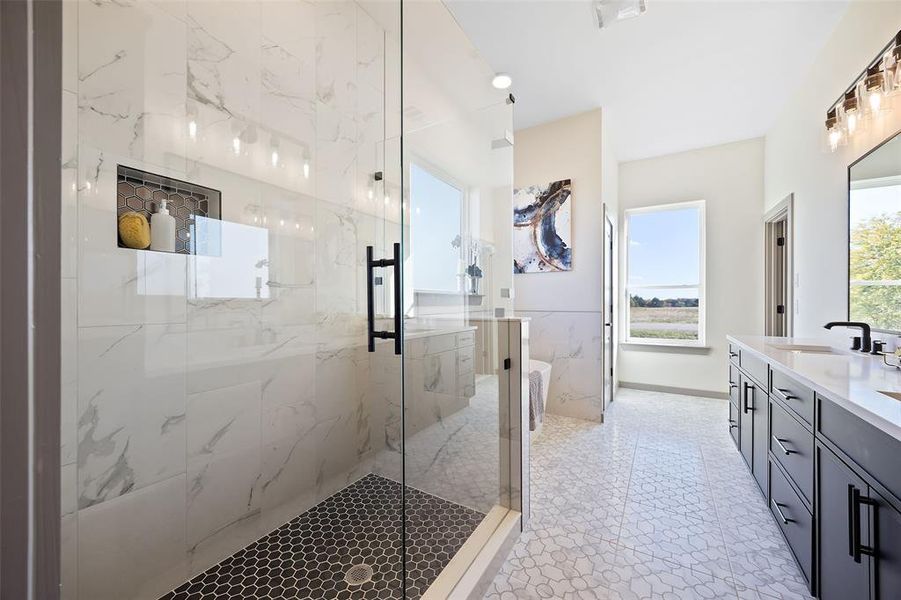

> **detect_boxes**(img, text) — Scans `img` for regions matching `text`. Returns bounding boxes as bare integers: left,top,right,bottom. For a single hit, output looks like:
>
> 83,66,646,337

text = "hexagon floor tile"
484,388,814,600
159,474,484,600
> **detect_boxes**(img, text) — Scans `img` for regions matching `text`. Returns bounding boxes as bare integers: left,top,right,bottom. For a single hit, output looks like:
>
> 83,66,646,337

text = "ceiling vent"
594,0,647,29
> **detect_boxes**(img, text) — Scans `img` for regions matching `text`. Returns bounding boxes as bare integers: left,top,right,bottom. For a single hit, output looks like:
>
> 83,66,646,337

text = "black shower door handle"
366,243,401,355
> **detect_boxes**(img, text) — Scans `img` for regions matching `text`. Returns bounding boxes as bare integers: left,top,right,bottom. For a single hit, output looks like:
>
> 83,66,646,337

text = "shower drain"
344,563,374,586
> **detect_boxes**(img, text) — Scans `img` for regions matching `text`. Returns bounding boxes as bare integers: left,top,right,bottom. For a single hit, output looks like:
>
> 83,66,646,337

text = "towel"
529,369,544,431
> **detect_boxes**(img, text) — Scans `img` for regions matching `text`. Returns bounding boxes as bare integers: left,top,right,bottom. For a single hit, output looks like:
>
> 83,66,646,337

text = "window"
409,162,464,293
624,201,706,345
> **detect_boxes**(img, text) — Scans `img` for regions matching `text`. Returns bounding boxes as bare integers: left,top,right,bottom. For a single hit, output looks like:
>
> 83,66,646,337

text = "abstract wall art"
513,178,573,273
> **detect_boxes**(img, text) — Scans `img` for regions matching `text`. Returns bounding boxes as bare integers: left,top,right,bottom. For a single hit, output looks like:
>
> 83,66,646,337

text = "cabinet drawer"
769,460,813,585
819,396,901,502
729,342,740,365
770,368,814,427
457,351,474,375
740,349,768,387
770,399,814,506
729,401,740,449
729,364,740,407
456,330,475,348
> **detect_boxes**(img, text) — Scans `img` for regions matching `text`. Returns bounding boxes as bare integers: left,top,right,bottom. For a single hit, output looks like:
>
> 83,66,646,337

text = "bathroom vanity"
726,335,901,599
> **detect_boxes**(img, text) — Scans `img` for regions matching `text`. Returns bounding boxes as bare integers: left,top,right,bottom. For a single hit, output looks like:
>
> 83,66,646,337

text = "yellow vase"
118,211,151,249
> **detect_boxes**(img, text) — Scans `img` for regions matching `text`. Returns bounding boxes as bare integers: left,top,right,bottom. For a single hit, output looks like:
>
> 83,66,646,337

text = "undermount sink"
878,390,901,402
768,343,840,354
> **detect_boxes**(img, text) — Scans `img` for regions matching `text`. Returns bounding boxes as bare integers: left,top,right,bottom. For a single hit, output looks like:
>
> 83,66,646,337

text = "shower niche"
115,165,221,256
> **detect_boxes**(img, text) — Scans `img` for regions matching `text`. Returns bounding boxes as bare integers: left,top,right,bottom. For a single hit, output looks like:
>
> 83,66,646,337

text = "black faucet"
824,321,872,353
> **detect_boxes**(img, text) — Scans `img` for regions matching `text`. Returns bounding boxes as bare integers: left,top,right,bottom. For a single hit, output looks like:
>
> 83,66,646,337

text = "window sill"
621,341,711,354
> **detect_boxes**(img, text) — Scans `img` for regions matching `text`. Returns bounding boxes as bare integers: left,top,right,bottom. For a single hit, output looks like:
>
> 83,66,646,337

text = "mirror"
849,131,901,332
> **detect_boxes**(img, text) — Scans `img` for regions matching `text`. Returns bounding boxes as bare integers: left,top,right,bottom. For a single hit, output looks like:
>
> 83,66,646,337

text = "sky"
850,184,901,229
627,206,701,299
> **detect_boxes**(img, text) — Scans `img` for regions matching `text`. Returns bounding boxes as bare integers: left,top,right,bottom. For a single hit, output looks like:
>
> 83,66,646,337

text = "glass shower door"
400,1,516,596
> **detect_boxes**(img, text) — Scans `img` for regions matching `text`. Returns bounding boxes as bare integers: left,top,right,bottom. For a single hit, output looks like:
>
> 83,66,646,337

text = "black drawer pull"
743,382,754,414
772,436,794,456
776,387,799,400
729,382,738,389
848,485,877,563
771,500,793,525
729,351,739,358
728,419,738,430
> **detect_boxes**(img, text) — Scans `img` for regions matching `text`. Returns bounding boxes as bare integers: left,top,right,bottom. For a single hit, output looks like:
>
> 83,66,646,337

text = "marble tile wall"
61,1,401,598
517,310,604,422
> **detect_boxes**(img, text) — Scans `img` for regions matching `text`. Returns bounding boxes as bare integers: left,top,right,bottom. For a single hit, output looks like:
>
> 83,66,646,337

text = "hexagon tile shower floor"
159,474,485,600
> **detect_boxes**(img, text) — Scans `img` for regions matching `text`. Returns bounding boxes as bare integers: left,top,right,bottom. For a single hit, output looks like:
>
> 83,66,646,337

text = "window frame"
623,200,707,347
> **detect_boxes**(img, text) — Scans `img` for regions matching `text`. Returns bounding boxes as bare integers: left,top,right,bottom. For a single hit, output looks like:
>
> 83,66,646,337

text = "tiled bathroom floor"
484,388,813,600
160,474,484,600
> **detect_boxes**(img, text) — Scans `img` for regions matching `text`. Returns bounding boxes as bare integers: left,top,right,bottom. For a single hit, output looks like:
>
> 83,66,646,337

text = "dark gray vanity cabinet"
729,345,768,496
816,442,870,600
727,338,901,599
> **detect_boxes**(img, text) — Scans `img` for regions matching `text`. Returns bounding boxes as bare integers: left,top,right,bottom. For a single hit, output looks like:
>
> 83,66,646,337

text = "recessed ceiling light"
492,73,512,90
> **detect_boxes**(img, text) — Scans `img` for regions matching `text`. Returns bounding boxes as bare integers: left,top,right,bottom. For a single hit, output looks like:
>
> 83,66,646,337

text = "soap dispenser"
150,198,176,252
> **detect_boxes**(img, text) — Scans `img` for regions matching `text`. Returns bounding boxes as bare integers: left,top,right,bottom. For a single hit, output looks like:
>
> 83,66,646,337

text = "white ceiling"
444,0,850,161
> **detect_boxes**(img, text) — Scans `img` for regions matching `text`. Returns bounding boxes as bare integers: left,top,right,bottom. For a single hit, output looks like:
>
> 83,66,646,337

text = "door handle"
848,484,877,563
776,388,799,401
771,500,793,525
773,436,794,455
366,243,402,355
743,382,754,414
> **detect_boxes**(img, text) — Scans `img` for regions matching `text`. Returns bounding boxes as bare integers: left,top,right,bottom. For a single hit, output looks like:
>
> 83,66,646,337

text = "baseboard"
618,381,728,400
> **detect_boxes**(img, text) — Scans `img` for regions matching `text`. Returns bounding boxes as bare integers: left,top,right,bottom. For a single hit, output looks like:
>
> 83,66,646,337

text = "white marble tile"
77,323,187,508
187,0,261,121
62,90,78,279
545,357,603,422
187,446,262,548
314,1,357,116
61,278,78,466
186,381,261,461
62,0,78,94
77,148,188,327
78,475,187,600
314,203,364,318
78,0,187,172
186,509,262,580
355,5,384,93
61,462,78,600
315,102,358,207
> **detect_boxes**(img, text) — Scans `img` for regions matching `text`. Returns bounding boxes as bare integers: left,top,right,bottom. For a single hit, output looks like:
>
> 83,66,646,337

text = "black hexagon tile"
159,474,485,600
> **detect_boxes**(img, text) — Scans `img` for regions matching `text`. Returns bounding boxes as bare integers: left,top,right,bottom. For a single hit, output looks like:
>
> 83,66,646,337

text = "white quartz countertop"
728,335,901,442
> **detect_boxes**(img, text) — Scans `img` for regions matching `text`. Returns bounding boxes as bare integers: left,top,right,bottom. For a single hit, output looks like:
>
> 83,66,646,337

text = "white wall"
618,138,765,395
514,109,617,422
765,0,901,340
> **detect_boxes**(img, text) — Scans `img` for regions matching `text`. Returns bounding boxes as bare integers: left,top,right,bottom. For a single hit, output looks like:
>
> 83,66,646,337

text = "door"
873,489,901,599
603,208,615,409
818,443,871,600
751,377,768,495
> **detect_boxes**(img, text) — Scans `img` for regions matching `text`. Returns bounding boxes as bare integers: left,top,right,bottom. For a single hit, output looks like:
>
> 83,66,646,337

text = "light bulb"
491,73,512,90
232,136,241,155
303,159,310,179
847,112,858,135
869,90,883,112
295,222,300,230
384,195,390,205
188,120,197,140
368,187,374,200
271,149,279,167
279,218,285,227
828,129,842,152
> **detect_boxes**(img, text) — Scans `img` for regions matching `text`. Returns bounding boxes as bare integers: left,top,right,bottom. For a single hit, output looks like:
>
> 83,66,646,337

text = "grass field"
629,307,699,340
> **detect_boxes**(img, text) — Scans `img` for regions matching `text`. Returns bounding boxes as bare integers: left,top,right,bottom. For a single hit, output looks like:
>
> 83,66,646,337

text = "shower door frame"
0,0,63,598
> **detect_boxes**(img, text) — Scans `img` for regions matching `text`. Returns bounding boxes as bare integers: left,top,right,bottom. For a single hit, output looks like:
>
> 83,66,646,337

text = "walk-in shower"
59,0,521,598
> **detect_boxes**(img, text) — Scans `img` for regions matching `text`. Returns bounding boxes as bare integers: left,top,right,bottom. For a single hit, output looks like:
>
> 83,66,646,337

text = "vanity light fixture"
491,73,512,90
825,28,900,151
864,63,888,114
